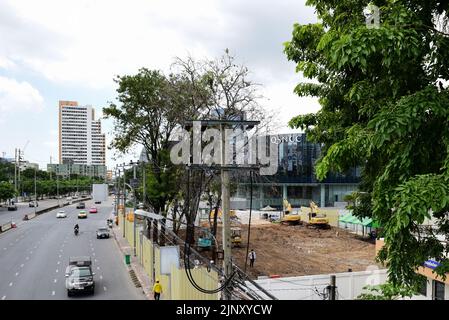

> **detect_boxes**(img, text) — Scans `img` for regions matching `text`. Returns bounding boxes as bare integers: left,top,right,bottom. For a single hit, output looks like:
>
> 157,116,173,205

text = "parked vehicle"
7,204,17,211
65,257,95,296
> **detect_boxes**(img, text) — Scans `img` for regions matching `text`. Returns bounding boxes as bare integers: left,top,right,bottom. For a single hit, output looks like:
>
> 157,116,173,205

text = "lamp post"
34,167,37,215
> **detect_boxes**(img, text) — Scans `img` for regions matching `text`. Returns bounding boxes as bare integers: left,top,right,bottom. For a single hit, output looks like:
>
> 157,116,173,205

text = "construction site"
195,201,379,280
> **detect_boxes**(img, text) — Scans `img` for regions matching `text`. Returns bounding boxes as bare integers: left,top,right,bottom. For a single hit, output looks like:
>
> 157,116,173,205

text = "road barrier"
0,222,12,233
23,213,36,221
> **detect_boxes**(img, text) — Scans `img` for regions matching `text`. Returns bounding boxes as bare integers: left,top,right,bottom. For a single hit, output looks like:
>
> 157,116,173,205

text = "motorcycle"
74,228,79,236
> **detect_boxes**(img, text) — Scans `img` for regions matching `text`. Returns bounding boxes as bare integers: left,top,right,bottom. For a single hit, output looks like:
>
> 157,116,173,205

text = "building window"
418,276,427,297
433,280,445,300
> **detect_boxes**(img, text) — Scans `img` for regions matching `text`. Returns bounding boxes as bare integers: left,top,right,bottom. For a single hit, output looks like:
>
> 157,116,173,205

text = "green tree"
0,181,15,203
285,0,449,288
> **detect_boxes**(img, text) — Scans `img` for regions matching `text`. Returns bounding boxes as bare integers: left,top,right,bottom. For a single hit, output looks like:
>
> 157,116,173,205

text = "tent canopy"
260,205,277,211
339,213,380,228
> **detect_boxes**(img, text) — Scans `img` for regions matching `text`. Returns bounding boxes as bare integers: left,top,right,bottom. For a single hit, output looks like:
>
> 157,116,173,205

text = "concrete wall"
248,269,388,300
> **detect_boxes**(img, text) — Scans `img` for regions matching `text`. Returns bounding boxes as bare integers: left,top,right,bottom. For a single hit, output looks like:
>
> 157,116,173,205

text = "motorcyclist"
74,224,79,234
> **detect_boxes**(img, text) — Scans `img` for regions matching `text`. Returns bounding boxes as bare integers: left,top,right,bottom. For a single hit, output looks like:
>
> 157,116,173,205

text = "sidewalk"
111,221,153,300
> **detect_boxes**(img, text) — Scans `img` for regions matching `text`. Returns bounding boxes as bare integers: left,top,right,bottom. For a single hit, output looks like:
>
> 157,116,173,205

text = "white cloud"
0,76,44,113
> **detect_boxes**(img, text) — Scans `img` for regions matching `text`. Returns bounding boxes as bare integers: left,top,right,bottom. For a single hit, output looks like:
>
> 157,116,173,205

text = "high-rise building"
59,100,106,166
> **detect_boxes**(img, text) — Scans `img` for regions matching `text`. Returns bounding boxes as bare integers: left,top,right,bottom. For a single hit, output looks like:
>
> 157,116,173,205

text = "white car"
56,211,67,218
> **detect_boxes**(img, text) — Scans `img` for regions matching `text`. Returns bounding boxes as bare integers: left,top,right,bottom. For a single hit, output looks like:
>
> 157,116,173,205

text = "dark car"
96,227,110,239
7,204,17,211
65,257,95,296
76,202,86,209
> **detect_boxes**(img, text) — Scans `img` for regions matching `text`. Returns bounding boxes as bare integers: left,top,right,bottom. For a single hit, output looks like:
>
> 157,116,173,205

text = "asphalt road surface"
0,198,74,226
0,198,145,300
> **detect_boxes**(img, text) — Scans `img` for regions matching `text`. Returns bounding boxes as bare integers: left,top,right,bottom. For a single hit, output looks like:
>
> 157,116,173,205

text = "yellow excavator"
281,199,302,225
307,201,330,229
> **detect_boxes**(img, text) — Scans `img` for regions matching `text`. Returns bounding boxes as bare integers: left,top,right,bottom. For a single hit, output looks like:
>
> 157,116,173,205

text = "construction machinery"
281,199,302,225
197,227,213,251
231,227,242,248
307,201,330,229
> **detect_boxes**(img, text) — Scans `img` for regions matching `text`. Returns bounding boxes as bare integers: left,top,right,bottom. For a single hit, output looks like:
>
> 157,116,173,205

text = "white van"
66,197,73,205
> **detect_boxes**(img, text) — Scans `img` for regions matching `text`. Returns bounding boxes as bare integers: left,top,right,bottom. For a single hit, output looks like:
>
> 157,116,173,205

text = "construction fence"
118,210,220,300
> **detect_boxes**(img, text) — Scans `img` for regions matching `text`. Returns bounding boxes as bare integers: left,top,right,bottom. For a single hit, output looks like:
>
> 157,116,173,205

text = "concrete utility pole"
34,168,37,215
14,148,17,203
133,162,137,256
221,123,232,300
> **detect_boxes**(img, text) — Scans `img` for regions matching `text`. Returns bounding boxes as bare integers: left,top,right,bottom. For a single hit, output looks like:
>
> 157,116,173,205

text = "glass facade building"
234,133,360,208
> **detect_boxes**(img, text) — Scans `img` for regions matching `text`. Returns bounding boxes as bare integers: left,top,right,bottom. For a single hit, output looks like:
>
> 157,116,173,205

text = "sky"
0,0,320,170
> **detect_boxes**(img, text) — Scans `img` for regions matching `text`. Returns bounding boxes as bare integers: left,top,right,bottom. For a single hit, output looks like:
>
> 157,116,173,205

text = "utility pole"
221,123,232,300
34,168,37,215
14,148,17,203
57,172,60,207
133,162,137,256
18,148,21,201
142,162,146,209
329,275,337,300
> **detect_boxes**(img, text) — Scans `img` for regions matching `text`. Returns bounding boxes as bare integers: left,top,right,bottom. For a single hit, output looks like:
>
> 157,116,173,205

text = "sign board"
160,246,180,275
424,259,440,270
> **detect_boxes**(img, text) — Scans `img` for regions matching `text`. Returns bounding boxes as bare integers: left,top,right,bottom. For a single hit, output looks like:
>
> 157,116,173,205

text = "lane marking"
103,286,107,291
3,248,6,250
26,257,29,260
15,272,19,276
52,291,55,296
99,275,103,280
97,267,100,270
9,282,12,287
59,255,62,258
20,264,24,268
1,296,5,300
9,243,13,246
57,261,60,265
56,269,59,273
54,279,57,283
30,251,33,254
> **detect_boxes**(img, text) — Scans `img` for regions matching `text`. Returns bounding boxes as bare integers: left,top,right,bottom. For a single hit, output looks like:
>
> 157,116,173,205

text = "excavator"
281,199,302,225
307,201,330,229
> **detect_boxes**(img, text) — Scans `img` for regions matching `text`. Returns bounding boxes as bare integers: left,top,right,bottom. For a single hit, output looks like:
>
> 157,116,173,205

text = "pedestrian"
248,249,256,268
153,279,162,300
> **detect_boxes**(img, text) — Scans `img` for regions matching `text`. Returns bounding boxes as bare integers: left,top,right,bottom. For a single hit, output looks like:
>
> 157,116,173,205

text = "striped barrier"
0,222,12,233
23,213,36,221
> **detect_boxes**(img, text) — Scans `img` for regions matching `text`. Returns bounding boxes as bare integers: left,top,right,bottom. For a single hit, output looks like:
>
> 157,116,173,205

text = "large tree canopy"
285,0,449,287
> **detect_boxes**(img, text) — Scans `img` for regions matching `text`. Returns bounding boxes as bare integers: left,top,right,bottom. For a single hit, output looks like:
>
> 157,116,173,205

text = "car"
56,210,67,218
78,210,87,219
89,207,98,214
66,197,73,204
65,257,95,296
76,202,85,209
7,204,17,211
96,227,110,239
29,200,38,207
94,201,101,204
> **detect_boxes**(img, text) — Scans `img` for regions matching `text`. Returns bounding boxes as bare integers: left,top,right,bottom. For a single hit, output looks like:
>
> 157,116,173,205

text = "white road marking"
9,243,13,246
3,248,6,250
26,257,29,260
54,279,57,283
30,251,33,254
9,282,13,287
15,272,19,276
97,267,100,270
52,291,55,296
103,286,107,291
1,296,5,300
20,264,24,268
15,239,18,242
56,269,59,273
99,275,103,280
59,255,62,258
57,261,60,265
94,259,97,262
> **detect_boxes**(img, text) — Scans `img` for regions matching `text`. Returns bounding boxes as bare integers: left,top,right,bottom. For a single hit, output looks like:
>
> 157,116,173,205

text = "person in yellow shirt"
153,280,162,300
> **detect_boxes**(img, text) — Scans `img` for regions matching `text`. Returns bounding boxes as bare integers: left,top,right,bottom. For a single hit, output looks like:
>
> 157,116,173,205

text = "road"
0,197,76,226
0,198,145,300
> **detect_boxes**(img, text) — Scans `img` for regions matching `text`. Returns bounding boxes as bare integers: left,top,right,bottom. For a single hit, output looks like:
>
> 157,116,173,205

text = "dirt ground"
226,223,378,279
